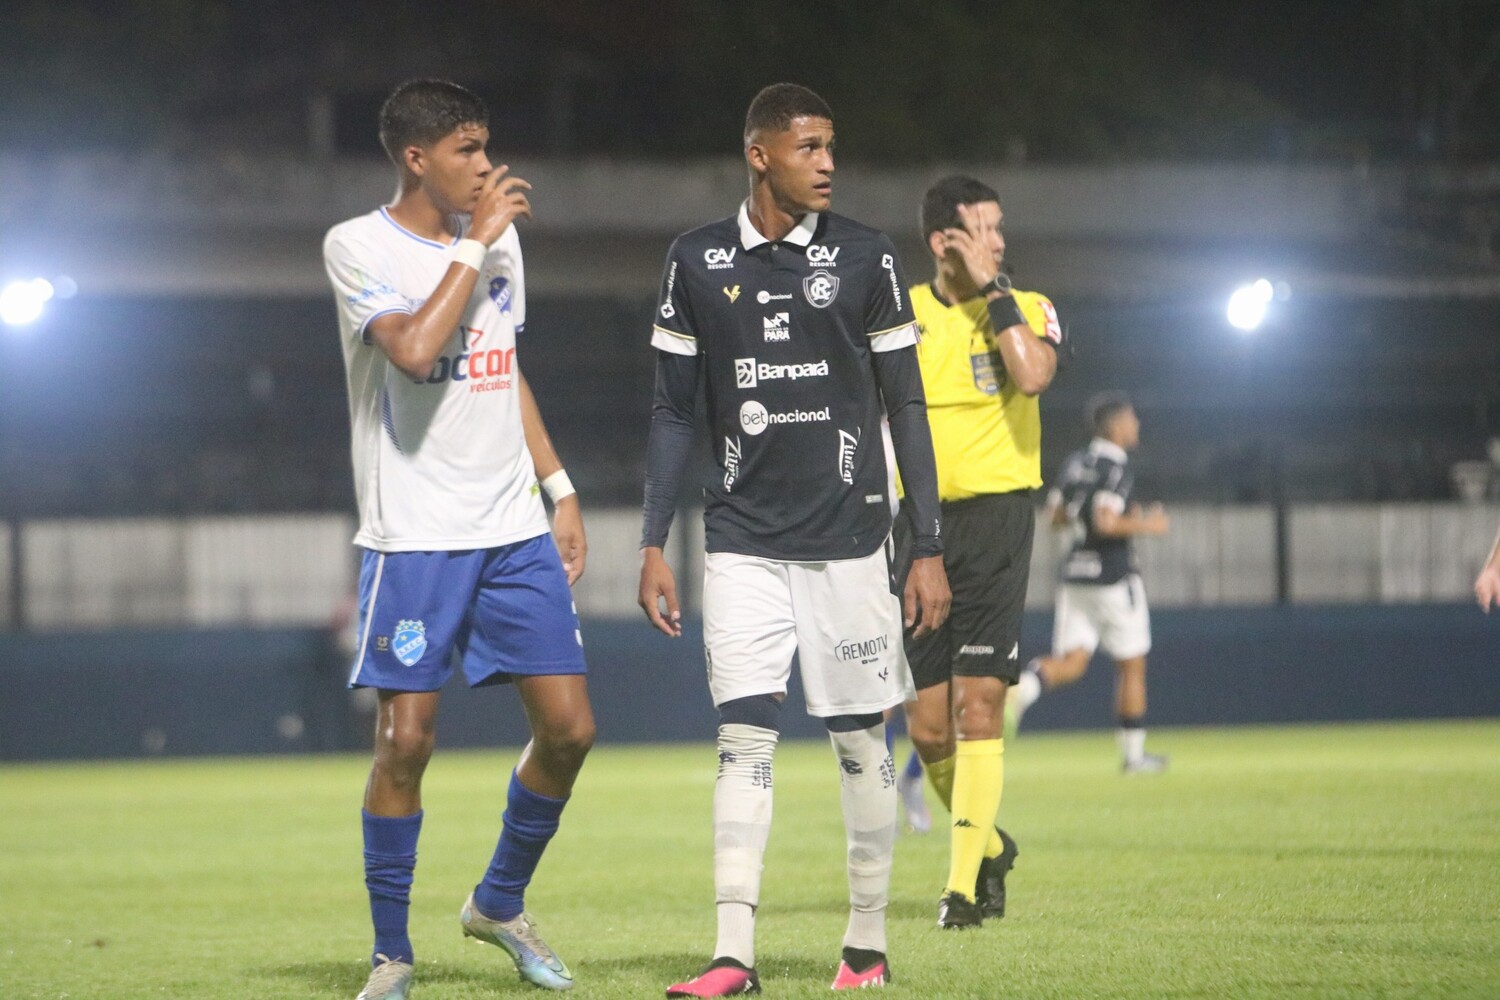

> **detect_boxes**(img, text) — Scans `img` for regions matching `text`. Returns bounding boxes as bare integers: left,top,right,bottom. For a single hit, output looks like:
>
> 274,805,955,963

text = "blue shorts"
348,533,586,691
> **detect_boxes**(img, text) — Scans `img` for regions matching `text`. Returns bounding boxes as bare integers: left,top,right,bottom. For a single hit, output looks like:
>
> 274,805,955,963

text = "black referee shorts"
893,490,1036,689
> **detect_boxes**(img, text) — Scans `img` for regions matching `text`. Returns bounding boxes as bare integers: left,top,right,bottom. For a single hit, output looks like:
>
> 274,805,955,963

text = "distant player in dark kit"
324,79,595,998
638,83,951,995
1010,392,1170,773
894,175,1060,930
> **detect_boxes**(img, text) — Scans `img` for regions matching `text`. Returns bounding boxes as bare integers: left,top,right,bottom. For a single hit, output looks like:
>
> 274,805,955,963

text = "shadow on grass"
261,953,832,994
257,960,495,997
586,951,829,984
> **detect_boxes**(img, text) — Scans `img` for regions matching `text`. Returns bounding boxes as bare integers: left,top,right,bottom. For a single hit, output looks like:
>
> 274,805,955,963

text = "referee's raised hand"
469,165,532,246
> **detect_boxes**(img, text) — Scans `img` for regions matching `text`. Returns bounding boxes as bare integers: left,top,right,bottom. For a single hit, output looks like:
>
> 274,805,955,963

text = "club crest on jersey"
393,620,428,667
803,270,839,308
488,276,512,315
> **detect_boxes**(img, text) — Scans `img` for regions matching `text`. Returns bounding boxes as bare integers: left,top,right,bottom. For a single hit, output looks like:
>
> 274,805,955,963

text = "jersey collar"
738,201,819,250
1088,437,1129,464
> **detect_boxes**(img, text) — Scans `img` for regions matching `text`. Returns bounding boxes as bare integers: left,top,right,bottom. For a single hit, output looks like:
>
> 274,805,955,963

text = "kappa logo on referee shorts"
393,619,428,667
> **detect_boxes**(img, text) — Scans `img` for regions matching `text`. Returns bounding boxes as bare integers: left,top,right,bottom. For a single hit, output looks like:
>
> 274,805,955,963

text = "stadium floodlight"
1226,278,1274,332
0,277,55,327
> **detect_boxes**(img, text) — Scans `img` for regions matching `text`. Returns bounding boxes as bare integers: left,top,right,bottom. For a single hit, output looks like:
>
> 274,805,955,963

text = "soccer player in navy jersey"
638,83,951,995
1010,393,1170,773
324,79,594,998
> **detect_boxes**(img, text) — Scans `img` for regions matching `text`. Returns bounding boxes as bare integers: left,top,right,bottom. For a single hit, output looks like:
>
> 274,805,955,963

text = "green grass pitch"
3,720,1498,999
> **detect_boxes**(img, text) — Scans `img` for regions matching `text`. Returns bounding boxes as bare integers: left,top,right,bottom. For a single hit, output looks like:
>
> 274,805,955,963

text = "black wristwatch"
976,273,1013,298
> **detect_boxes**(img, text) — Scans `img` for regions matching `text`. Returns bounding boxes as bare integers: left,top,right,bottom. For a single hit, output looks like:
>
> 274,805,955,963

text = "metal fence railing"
1,503,1496,632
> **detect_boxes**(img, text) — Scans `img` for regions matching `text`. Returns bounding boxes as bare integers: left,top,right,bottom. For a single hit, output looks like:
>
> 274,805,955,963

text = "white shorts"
702,545,916,717
1053,574,1152,661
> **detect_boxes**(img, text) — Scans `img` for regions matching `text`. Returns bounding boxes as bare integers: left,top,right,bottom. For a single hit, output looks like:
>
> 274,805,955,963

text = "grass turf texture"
3,720,1497,999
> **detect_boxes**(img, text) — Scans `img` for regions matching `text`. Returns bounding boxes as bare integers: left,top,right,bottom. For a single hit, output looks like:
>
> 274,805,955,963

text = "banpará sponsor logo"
881,253,903,311
757,290,793,304
803,269,839,308
739,400,831,436
704,247,738,269
763,312,790,342
735,357,829,388
723,435,741,492
834,634,889,664
838,428,859,484
806,244,841,265
958,644,995,656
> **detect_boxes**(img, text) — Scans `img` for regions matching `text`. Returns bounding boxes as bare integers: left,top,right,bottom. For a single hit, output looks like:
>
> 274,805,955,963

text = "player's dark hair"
921,175,1001,238
378,79,489,166
1087,391,1134,436
744,83,833,141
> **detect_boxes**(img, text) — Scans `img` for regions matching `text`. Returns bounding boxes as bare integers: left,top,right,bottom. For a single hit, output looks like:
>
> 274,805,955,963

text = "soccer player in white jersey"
323,80,594,999
638,83,951,995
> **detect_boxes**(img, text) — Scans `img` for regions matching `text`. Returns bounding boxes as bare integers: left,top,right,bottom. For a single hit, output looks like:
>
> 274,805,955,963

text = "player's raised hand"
639,546,683,637
551,496,587,586
904,554,952,639
468,164,532,246
1476,565,1500,613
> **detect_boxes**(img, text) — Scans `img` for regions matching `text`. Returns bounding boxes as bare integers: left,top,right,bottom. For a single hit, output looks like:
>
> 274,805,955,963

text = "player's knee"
537,716,595,766
907,722,953,762
718,693,782,732
374,724,435,787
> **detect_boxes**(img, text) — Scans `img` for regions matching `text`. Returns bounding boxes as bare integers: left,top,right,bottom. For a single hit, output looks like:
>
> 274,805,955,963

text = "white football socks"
713,723,778,967
829,723,897,955
1117,726,1146,764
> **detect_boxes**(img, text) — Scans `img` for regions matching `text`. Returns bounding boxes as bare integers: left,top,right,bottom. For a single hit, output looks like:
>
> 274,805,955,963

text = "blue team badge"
488,276,512,315
393,619,428,667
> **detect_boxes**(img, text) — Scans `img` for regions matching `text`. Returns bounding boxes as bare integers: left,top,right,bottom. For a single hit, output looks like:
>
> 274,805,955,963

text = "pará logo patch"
393,619,428,667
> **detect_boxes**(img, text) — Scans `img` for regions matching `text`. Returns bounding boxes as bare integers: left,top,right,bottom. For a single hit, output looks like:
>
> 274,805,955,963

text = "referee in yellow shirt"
894,175,1060,929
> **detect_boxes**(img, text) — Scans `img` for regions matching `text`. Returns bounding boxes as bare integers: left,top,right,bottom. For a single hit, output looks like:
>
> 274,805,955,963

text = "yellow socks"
942,739,1004,900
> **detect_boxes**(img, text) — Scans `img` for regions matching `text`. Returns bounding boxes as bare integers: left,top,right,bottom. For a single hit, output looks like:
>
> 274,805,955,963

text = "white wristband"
541,470,576,503
453,238,487,272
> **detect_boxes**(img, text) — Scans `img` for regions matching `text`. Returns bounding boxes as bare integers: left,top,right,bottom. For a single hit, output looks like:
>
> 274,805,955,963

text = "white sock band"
713,723,778,965
829,723,896,953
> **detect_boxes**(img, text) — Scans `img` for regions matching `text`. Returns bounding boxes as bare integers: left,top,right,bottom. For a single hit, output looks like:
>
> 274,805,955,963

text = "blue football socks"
904,749,923,780
473,770,568,921
363,809,422,965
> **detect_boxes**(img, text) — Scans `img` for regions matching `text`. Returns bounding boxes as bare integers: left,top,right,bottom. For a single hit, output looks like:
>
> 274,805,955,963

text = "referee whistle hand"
639,547,683,637
469,165,533,246
905,555,952,638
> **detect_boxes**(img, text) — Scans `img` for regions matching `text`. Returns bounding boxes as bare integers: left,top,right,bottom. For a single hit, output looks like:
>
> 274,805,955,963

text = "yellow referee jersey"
908,282,1060,500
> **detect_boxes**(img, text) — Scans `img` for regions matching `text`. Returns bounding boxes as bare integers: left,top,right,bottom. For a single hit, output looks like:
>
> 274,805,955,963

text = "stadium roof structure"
1,156,1498,304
